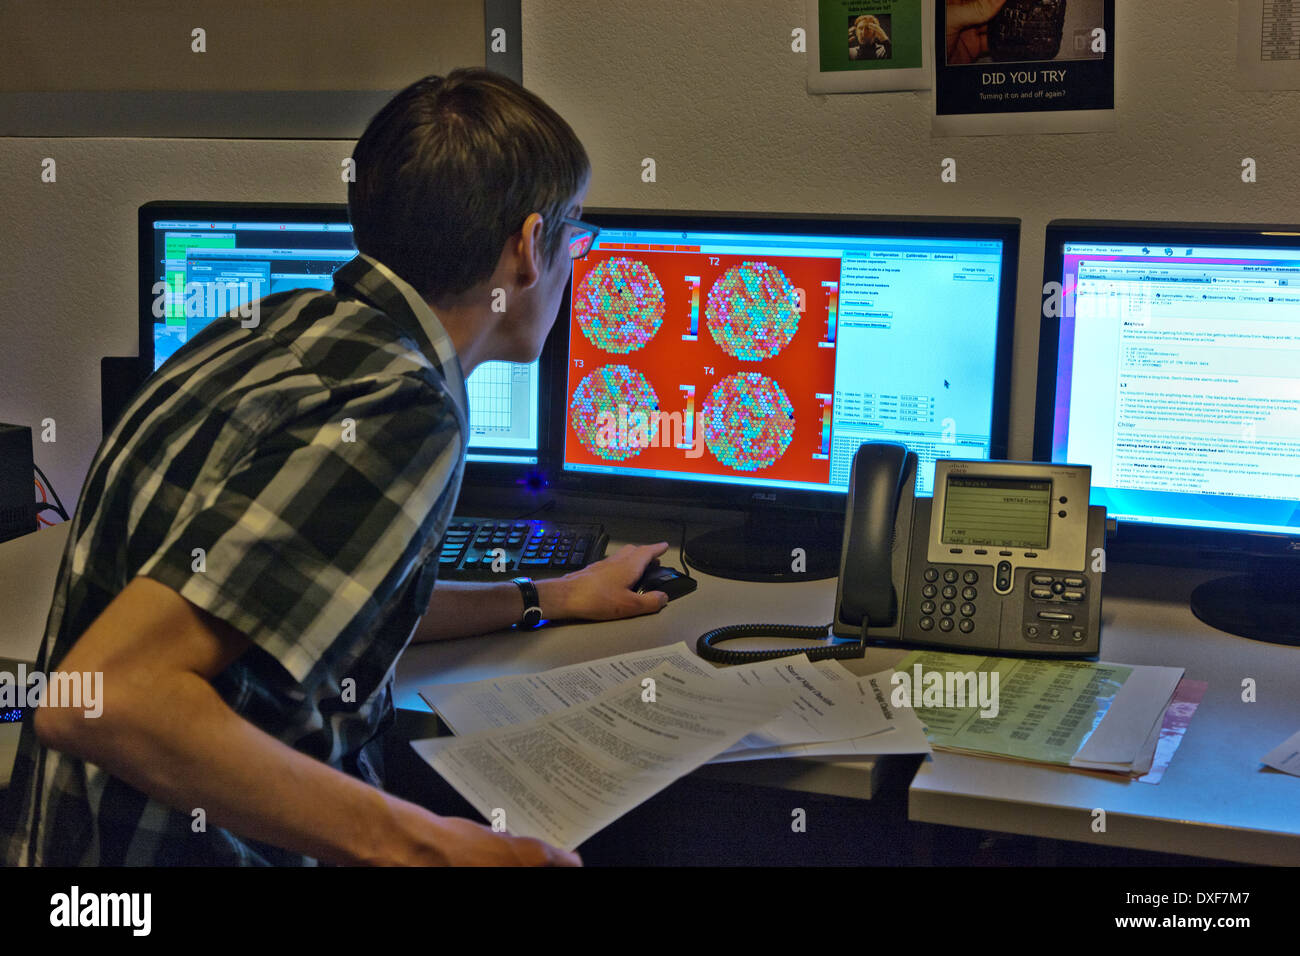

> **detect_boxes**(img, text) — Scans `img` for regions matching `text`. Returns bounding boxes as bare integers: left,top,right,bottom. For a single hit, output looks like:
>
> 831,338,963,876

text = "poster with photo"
934,0,1115,135
807,0,932,93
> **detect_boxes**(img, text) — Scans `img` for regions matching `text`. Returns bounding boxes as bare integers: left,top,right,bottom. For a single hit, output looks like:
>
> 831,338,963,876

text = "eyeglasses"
562,216,600,259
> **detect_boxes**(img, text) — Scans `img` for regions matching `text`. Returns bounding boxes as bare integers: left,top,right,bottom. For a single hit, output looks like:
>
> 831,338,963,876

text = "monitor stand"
1189,562,1300,647
684,512,843,582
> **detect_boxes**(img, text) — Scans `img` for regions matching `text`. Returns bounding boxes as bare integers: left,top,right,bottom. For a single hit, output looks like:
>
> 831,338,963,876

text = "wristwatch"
512,576,543,629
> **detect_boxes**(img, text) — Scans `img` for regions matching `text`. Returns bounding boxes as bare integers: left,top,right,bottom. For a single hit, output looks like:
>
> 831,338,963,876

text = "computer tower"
0,423,37,543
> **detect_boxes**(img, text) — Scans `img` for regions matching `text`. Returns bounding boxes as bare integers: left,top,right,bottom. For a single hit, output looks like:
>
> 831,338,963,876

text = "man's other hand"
415,813,581,866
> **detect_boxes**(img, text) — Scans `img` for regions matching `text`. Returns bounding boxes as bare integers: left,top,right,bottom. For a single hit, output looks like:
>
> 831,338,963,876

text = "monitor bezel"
1035,217,1300,562
548,207,1020,514
137,200,552,484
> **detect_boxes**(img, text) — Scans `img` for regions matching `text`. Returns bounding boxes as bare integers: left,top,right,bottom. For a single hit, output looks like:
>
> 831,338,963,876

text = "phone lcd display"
941,476,1051,549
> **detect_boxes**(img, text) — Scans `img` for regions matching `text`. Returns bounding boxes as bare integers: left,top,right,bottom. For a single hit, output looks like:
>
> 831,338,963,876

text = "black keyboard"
436,517,608,580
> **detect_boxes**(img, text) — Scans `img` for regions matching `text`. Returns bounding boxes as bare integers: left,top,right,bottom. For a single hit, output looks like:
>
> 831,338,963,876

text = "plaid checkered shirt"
1,254,467,865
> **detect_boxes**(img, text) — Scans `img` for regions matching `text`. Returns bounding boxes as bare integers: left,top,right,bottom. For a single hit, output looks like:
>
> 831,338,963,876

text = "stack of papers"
412,643,931,850
412,662,796,850
418,642,931,762
409,644,1189,849
892,650,1187,776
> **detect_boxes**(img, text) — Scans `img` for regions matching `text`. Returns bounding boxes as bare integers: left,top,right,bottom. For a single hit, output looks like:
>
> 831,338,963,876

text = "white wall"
0,140,353,506
523,0,1300,458
3,0,1298,510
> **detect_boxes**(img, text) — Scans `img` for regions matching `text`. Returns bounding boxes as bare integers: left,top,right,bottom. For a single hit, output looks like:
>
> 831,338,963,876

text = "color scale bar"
820,281,838,348
677,384,696,450
683,276,700,340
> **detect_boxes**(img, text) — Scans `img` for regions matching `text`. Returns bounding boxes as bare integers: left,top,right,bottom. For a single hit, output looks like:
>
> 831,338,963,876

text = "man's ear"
514,212,546,291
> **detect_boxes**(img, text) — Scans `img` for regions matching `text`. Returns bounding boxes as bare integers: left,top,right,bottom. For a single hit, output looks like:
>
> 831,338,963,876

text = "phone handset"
696,442,915,664
836,442,917,633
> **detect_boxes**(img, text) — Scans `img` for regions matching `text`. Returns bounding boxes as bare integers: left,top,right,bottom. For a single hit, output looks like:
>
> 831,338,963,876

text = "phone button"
1049,626,1062,640
943,569,959,583
959,619,975,633
1071,628,1086,642
995,560,1012,592
941,585,957,600
962,586,977,600
1025,624,1040,639
923,568,939,582
960,602,976,617
938,617,955,632
1064,577,1086,588
921,600,936,615
940,601,956,616
1062,591,1086,602
919,617,935,631
922,584,938,598
1031,588,1053,600
963,571,978,584
1031,573,1053,585
1038,611,1074,621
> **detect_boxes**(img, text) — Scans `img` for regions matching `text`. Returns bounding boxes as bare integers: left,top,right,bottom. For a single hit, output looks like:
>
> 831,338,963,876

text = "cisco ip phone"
832,443,1105,656
697,442,1106,663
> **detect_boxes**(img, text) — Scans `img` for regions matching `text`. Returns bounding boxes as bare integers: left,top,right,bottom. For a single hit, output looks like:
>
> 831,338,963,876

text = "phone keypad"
914,565,983,636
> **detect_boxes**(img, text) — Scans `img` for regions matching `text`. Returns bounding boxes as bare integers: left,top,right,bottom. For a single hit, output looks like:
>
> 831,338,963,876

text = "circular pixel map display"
701,372,795,472
570,364,660,460
573,257,666,353
705,261,799,360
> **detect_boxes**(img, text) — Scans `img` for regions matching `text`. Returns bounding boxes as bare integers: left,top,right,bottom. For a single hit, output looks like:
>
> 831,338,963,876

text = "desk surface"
909,563,1300,865
395,520,1300,866
0,523,69,788
4,519,1297,864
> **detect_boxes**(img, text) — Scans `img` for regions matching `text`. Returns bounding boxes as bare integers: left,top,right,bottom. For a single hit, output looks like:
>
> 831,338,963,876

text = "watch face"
523,606,543,627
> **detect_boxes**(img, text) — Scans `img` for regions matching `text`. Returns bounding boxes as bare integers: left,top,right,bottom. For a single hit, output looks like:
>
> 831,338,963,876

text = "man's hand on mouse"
536,542,671,622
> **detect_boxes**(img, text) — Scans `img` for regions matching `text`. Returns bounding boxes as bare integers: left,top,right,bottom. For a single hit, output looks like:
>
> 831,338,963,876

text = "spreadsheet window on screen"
148,217,540,463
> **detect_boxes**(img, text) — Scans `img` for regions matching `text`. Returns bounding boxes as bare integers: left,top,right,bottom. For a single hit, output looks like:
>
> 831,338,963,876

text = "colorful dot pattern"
574,257,665,353
570,364,660,460
702,372,795,471
705,261,799,360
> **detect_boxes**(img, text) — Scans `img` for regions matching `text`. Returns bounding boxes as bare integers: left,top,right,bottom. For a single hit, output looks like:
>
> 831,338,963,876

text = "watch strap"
512,576,543,628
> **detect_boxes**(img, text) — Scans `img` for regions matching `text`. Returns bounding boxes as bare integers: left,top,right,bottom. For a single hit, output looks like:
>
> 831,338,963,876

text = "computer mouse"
633,562,698,602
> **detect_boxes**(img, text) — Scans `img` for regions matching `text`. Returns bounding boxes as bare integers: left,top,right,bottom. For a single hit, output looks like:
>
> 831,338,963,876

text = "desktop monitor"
1036,219,1300,646
137,201,548,477
551,209,1019,580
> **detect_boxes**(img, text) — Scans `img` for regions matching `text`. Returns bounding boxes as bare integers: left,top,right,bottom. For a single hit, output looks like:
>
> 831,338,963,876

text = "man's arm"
412,542,671,643
33,576,579,866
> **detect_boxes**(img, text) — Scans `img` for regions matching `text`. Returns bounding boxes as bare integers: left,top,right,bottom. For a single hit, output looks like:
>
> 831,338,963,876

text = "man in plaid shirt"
1,69,667,866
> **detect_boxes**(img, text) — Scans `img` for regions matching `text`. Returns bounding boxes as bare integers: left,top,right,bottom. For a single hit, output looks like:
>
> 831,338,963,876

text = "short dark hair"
348,68,590,301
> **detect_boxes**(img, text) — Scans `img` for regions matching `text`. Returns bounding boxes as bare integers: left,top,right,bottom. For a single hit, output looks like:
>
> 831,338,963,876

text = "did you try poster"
934,0,1115,135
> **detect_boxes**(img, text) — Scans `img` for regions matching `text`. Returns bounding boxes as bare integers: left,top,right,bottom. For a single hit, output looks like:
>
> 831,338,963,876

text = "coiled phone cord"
696,619,868,664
